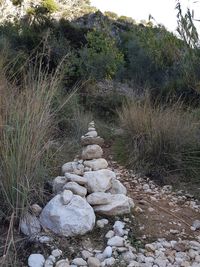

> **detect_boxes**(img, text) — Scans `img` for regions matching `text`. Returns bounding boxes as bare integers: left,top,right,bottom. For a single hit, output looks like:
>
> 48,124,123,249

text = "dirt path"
105,146,200,242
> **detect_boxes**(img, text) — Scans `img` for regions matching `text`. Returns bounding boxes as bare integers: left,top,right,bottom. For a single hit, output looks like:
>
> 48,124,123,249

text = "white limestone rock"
63,182,87,197
40,194,95,237
84,170,115,193
96,218,109,228
28,254,45,267
62,161,84,175
65,173,87,185
84,158,108,171
61,190,73,205
82,145,103,160
87,192,113,205
102,246,112,258
20,212,41,236
93,194,134,216
72,258,87,266
107,236,124,247
108,179,127,195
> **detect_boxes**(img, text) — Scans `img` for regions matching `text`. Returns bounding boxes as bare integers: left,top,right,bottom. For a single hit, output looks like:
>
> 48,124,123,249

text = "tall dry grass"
118,97,200,178
0,59,63,218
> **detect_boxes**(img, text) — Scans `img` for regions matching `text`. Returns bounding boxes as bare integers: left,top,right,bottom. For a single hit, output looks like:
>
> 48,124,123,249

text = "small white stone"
72,258,87,266
28,254,45,267
107,236,124,247
103,257,115,266
61,190,73,205
102,246,112,258
96,219,109,228
105,230,115,239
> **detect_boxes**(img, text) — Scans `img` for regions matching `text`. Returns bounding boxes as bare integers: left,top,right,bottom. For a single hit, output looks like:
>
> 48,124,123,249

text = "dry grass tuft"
118,97,200,178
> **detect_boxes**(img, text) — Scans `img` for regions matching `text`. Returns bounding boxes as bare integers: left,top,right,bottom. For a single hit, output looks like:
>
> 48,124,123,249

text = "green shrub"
79,30,124,80
118,97,200,179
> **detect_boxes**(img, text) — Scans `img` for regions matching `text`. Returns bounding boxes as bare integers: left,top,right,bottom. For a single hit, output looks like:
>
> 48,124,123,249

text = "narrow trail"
104,145,200,242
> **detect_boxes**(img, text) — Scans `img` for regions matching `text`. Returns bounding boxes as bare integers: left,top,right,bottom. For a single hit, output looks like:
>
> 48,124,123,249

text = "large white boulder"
40,194,96,237
63,182,87,197
82,145,103,160
62,161,84,175
108,179,127,195
87,192,113,205
93,194,134,216
65,173,87,185
84,158,108,171
84,169,115,193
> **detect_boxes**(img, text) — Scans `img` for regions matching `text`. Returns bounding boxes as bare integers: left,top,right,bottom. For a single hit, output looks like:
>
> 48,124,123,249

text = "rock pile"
21,122,134,240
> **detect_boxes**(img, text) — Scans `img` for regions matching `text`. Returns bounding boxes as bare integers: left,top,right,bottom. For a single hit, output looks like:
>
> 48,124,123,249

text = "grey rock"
87,257,101,267
94,194,134,216
63,182,87,197
84,158,108,171
20,213,41,236
65,173,87,185
87,192,112,205
107,236,124,247
61,190,73,205
82,145,103,160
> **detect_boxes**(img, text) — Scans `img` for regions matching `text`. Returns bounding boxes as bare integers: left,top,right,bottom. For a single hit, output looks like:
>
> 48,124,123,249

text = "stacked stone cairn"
21,122,134,239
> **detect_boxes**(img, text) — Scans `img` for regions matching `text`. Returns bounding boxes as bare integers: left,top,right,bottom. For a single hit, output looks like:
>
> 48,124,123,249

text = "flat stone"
84,158,108,171
94,194,134,216
62,161,84,175
81,136,104,146
72,258,87,266
107,236,124,247
65,173,87,185
85,131,98,137
82,145,103,160
87,192,113,205
63,182,87,197
81,250,93,260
